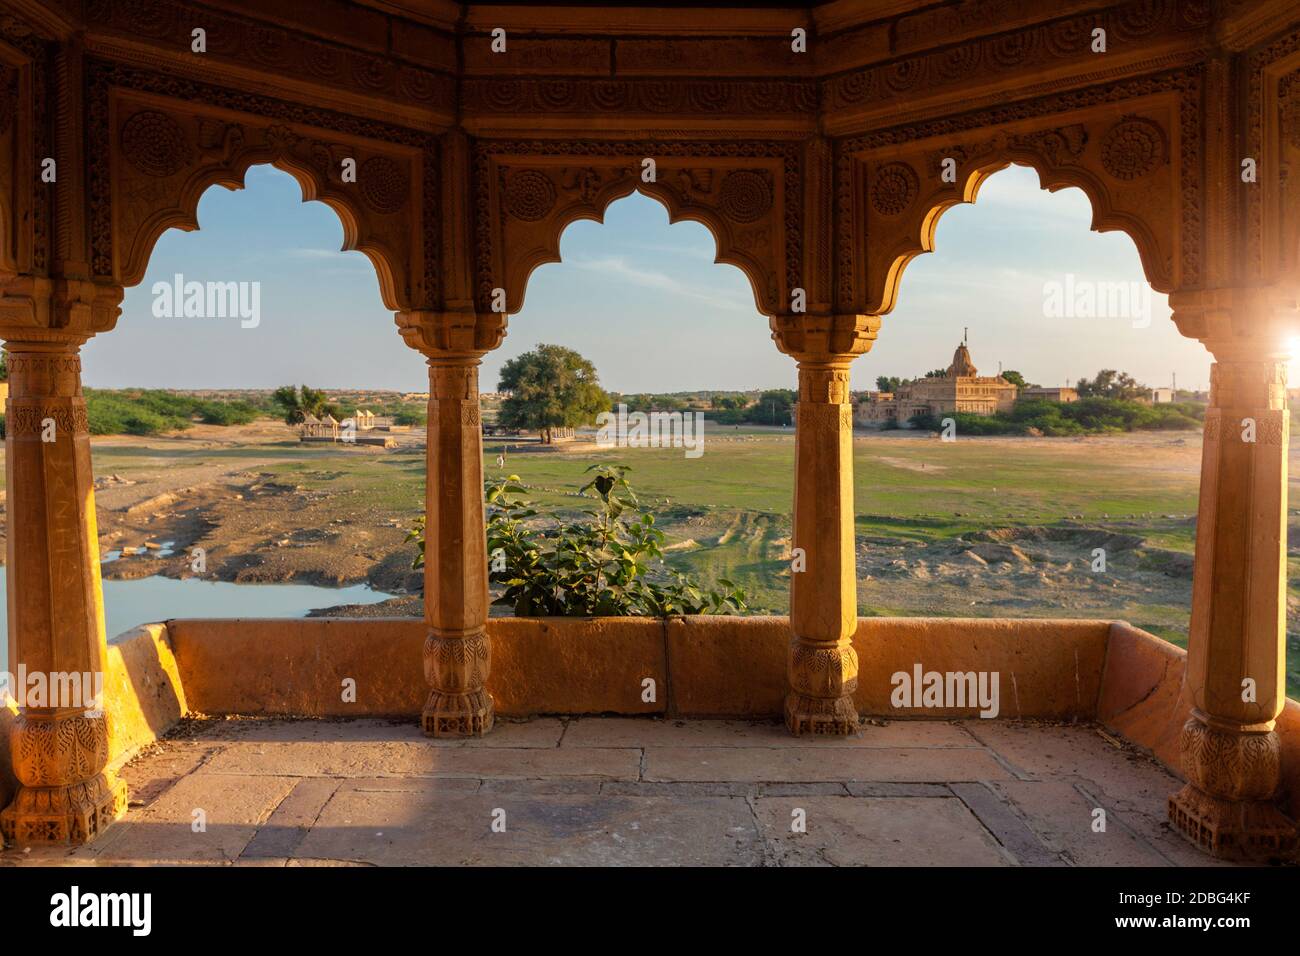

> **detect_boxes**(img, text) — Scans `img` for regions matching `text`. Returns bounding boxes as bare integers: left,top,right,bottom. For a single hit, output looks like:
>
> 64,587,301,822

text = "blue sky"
84,163,1213,394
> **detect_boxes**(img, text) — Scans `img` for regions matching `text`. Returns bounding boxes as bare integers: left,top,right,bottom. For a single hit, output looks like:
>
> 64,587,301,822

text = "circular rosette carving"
1045,18,1091,57
989,30,1040,68
935,44,981,80
303,44,340,79
247,27,286,66
537,80,578,111
884,59,924,94
688,83,730,112
742,82,786,114
1101,117,1167,180
636,81,684,113
588,81,629,111
359,156,409,215
120,110,191,178
871,162,919,217
835,70,875,105
352,56,393,92
503,170,557,222
1115,0,1166,38
400,67,437,103
717,170,773,224
483,79,523,111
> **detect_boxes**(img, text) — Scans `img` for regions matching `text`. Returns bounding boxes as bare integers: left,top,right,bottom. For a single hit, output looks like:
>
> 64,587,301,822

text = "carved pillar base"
421,626,494,737
0,714,126,846
784,650,860,736
1167,713,1296,861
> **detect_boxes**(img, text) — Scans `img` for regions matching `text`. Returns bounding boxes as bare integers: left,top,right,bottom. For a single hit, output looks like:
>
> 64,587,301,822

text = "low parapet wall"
3,615,1298,821
161,615,1110,720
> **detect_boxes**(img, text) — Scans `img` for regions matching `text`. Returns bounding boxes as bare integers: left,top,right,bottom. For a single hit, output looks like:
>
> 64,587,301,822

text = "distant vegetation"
84,389,261,436
272,384,341,425
908,397,1204,437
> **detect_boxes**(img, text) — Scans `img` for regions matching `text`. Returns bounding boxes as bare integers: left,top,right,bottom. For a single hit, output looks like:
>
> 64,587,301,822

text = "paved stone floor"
1,717,1238,866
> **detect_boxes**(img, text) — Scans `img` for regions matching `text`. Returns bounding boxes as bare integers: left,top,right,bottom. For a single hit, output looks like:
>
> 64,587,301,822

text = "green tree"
1001,370,1028,389
1076,369,1146,400
497,344,609,444
876,375,902,392
272,384,338,424
744,388,796,425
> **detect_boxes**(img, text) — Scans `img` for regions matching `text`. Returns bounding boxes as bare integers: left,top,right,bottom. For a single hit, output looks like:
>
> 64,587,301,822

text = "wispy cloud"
567,254,758,314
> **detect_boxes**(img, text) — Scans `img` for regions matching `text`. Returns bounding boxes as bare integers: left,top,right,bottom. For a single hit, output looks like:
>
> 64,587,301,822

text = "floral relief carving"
502,169,558,221
717,169,773,223
120,110,192,178
871,162,919,217
1101,116,1168,180
359,156,409,215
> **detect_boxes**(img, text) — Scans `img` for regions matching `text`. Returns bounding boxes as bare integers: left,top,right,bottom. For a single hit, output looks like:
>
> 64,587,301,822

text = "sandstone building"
856,340,1019,424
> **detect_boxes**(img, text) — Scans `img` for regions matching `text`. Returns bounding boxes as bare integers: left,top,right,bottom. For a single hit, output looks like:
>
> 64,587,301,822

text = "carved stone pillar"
1168,287,1299,860
398,310,505,737
0,329,126,844
772,313,878,735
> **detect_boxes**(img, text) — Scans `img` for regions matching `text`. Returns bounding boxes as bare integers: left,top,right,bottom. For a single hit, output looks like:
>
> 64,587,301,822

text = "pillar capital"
395,309,506,361
769,312,880,365
1170,285,1300,362
0,276,122,348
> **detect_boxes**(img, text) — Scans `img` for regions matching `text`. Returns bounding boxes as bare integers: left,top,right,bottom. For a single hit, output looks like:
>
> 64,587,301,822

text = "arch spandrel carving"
842,103,1186,317
107,95,424,312
88,62,442,315
473,140,799,317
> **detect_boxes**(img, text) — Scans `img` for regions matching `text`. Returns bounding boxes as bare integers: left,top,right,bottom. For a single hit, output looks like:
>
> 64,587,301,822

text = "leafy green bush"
908,397,1203,437
407,465,747,618
83,390,266,435
393,408,427,427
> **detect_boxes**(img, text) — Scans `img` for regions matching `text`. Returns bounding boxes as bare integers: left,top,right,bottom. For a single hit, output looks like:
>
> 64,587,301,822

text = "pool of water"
0,567,396,673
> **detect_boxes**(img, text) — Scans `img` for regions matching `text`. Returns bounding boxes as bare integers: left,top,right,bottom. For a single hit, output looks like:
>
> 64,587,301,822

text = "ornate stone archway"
0,0,1298,859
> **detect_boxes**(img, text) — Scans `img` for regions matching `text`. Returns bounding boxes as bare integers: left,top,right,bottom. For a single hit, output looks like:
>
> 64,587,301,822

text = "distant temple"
855,338,1071,426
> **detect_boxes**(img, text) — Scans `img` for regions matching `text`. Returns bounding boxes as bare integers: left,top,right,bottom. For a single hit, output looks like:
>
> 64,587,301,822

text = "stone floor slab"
753,795,1012,866
990,779,1176,867
92,773,298,863
198,716,565,748
644,746,1012,783
198,741,642,780
293,790,763,866
561,717,977,749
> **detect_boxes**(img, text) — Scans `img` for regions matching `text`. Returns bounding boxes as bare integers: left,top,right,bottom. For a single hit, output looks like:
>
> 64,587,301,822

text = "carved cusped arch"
89,63,439,313
473,140,800,317
837,79,1199,317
